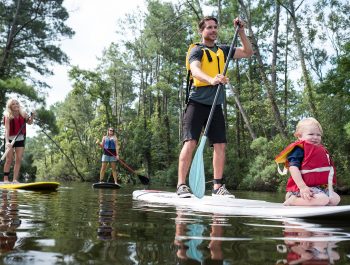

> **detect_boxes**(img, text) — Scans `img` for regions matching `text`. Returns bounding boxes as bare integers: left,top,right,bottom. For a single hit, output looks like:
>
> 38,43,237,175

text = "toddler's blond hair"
294,117,323,138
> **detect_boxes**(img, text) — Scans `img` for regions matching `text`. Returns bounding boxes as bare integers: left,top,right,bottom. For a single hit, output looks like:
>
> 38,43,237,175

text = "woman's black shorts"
4,139,25,148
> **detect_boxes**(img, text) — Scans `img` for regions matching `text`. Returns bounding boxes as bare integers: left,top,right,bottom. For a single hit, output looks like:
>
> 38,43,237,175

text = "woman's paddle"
1,112,33,163
97,143,150,185
189,25,240,198
118,158,150,185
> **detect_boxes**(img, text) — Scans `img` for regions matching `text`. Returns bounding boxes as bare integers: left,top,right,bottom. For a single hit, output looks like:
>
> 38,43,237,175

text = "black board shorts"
182,100,226,145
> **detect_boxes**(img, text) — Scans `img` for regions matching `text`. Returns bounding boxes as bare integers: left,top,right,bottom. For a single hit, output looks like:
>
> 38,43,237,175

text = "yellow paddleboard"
0,181,60,191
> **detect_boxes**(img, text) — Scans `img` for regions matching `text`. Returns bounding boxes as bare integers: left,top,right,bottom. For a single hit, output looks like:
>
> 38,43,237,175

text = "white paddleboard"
133,190,350,218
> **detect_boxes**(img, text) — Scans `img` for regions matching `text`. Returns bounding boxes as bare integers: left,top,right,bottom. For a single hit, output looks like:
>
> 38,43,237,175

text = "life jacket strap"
328,166,334,197
276,162,288,175
300,166,332,174
203,49,213,62
326,154,334,197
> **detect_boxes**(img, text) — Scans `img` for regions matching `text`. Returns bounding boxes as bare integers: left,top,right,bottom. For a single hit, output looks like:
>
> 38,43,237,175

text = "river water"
0,182,349,265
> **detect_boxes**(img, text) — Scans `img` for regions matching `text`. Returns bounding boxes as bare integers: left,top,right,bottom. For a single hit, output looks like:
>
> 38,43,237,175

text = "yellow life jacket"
185,43,226,102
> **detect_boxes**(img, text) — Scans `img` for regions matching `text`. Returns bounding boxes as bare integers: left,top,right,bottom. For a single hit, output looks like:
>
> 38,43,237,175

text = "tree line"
1,0,350,192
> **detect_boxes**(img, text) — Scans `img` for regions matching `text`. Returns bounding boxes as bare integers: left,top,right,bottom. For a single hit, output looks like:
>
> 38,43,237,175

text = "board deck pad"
0,181,60,191
133,190,350,218
92,182,121,189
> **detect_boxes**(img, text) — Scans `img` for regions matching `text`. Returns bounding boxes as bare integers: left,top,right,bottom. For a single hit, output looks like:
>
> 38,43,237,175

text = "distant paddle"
97,143,150,185
189,25,240,198
118,158,150,185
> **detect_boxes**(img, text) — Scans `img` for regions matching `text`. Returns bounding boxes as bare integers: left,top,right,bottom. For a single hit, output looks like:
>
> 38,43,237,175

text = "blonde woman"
96,128,119,184
3,99,33,183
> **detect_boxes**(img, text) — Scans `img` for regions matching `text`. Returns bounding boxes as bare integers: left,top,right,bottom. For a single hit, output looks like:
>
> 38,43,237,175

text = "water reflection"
0,190,20,253
275,220,345,265
97,189,117,241
133,192,350,265
174,211,227,265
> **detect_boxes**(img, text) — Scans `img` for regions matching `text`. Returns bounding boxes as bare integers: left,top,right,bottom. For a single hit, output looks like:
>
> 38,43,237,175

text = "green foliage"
0,78,41,100
345,123,350,140
239,137,286,191
0,0,73,116
21,151,37,181
0,0,73,77
315,42,350,187
35,107,59,134
154,161,178,186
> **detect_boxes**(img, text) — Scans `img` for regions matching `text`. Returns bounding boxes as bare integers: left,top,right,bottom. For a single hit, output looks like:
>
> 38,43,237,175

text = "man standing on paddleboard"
177,16,253,198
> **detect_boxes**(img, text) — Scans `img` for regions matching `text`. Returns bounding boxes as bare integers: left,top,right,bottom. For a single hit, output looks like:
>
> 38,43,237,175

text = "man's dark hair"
198,16,218,31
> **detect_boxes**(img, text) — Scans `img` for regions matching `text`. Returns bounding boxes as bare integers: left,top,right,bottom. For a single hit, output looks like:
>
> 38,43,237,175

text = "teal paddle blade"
189,136,207,198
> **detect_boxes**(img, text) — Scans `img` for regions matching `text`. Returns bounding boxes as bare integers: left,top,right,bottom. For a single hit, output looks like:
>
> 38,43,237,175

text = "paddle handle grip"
222,24,240,76
1,145,12,161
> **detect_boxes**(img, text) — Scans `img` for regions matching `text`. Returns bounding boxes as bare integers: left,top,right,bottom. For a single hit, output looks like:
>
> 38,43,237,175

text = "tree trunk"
228,83,257,140
283,12,290,127
271,2,280,93
238,0,287,138
0,0,22,76
40,129,85,181
287,0,317,117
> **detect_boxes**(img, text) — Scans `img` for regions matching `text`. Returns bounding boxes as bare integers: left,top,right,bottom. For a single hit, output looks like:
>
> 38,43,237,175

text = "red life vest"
3,115,26,136
275,140,336,192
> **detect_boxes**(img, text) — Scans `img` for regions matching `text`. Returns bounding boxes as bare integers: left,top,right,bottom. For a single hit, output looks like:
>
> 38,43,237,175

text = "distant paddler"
2,99,34,183
96,127,119,185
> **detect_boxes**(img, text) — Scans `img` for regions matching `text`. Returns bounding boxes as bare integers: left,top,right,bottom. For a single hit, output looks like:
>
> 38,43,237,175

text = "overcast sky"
45,0,146,106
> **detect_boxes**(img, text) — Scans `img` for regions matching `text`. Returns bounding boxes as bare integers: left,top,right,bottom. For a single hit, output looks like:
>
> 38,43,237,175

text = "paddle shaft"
1,113,32,162
99,144,136,174
203,25,240,136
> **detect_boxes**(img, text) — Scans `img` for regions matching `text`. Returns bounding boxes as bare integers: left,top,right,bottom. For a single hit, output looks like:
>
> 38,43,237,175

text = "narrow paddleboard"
133,190,350,218
0,181,60,191
92,182,121,189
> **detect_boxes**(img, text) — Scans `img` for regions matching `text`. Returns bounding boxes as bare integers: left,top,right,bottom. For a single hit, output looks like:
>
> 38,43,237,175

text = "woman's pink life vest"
3,115,26,136
275,140,336,192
